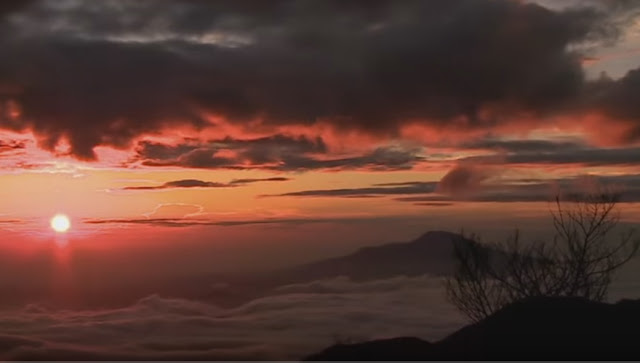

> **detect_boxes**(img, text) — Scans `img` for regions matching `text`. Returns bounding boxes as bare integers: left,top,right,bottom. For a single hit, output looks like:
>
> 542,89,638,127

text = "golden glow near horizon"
50,214,71,233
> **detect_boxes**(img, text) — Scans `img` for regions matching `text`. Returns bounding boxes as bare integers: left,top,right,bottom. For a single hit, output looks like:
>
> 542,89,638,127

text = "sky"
2,0,640,359
0,0,639,271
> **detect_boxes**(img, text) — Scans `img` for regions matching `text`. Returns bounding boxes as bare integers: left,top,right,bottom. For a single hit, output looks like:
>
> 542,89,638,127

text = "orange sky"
1,0,640,279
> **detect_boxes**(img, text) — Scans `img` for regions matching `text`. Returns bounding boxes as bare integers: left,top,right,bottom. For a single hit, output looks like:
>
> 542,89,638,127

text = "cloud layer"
0,269,638,360
269,171,640,203
122,176,290,190
0,275,464,360
129,136,423,171
0,0,639,160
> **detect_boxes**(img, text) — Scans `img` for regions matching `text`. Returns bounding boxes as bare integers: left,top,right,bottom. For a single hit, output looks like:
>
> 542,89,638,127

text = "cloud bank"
122,176,290,190
268,172,640,203
1,0,639,160
0,275,464,360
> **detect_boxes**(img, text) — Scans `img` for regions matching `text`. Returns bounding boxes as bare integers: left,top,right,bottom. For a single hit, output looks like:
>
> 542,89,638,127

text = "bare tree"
446,191,639,322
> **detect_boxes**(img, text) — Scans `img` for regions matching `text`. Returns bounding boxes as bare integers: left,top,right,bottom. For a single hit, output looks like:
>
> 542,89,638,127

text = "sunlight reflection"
51,233,74,306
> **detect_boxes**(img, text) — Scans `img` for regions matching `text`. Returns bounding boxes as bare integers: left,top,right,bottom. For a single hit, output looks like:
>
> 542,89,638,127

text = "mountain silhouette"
305,297,640,360
197,231,491,306
280,231,483,283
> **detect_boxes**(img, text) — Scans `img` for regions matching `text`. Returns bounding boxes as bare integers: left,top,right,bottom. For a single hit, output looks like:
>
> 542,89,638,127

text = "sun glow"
50,214,71,233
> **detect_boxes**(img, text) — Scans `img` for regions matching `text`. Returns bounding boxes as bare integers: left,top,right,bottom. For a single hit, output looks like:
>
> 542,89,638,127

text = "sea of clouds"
1,256,638,361
0,275,466,360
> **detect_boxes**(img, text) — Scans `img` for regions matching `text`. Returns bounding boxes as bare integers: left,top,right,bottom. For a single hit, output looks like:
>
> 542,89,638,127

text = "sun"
50,214,71,233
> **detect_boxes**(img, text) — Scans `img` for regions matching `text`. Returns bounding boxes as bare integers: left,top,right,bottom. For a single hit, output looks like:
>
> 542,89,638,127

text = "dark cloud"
458,139,640,166
429,174,640,203
0,139,26,154
134,135,326,169
0,1,33,18
122,176,290,190
507,146,640,166
461,138,585,153
0,0,635,159
267,182,437,198
230,177,290,184
133,136,423,171
221,135,328,164
266,173,640,203
166,179,227,188
123,179,227,191
269,146,424,171
588,69,640,142
394,183,558,204
435,164,496,196
85,217,344,227
373,181,432,187
84,214,444,227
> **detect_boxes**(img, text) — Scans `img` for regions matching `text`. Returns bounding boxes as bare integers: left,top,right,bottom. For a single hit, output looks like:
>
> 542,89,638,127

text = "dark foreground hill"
305,297,640,360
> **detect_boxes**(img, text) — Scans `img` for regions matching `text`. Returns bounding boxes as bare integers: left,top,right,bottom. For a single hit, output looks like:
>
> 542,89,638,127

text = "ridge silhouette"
305,296,640,360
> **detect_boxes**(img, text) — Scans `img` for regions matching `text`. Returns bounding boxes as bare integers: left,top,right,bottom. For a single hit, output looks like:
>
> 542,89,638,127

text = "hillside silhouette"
305,297,640,360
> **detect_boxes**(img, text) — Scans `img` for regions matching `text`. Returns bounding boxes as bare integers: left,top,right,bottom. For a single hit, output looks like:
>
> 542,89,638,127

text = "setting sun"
50,214,71,233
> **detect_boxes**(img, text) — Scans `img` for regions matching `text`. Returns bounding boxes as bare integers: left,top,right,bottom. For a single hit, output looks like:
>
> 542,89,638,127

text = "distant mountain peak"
283,230,477,283
413,230,466,243
352,230,466,255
